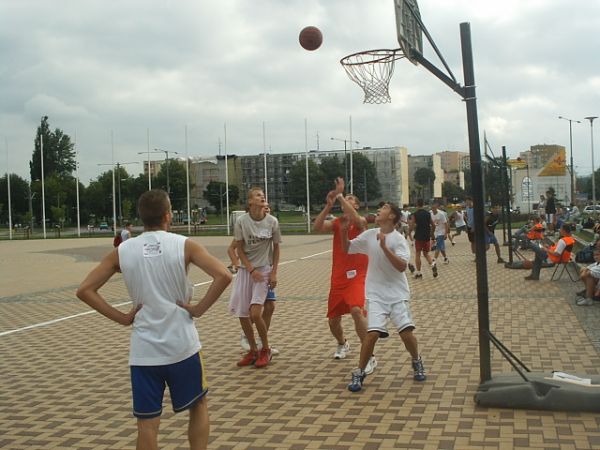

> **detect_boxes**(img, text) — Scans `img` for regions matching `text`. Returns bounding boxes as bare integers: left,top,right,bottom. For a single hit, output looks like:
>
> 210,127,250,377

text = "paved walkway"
1,234,599,449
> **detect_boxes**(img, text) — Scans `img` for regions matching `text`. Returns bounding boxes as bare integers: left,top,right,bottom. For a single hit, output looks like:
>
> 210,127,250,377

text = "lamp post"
150,149,179,194
330,137,359,187
585,116,598,215
558,116,581,204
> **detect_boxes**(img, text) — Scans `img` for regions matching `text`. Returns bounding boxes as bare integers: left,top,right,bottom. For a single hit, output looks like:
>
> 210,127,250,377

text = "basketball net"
340,49,405,104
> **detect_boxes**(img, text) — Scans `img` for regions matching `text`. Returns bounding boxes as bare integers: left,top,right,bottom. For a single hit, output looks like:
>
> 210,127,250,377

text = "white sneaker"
576,297,594,306
364,356,378,375
240,333,264,350
270,346,280,355
334,340,350,359
240,333,250,351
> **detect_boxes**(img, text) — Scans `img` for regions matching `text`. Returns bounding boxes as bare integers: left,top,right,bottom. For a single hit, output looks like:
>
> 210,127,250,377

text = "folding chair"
550,260,579,282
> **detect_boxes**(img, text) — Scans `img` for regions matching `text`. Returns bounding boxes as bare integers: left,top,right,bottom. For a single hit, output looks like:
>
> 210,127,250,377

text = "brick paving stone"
1,234,600,449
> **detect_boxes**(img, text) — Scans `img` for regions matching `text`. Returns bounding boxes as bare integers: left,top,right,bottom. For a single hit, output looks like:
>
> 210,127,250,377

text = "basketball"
299,26,322,51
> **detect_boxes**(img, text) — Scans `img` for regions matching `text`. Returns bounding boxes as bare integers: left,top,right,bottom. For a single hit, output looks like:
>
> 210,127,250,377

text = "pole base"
475,372,600,412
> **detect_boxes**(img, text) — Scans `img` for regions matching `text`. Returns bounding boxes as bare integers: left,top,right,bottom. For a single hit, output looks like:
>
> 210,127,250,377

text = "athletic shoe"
443,257,449,264
347,368,366,392
334,340,350,359
414,272,423,279
497,257,505,264
240,333,250,351
524,275,539,281
237,351,258,367
576,289,586,297
240,333,264,351
408,263,415,274
451,240,455,246
270,346,280,355
412,356,426,381
432,264,438,278
365,356,378,375
254,348,272,368
576,297,594,306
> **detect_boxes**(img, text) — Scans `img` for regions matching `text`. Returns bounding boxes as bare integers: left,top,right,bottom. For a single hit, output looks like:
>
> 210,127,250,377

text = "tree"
483,158,508,206
29,116,76,181
442,181,466,203
154,160,193,210
286,158,328,208
0,174,30,223
350,152,381,204
414,167,436,201
203,181,239,212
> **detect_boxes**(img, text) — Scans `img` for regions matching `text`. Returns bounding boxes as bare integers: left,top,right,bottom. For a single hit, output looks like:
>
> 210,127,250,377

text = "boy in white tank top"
77,189,232,450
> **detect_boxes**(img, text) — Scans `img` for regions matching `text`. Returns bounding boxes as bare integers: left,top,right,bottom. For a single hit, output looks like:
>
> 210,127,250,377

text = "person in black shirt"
484,206,505,264
409,199,437,279
545,190,557,233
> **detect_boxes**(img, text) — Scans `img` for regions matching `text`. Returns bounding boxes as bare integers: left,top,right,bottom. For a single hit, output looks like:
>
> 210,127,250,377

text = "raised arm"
313,190,337,233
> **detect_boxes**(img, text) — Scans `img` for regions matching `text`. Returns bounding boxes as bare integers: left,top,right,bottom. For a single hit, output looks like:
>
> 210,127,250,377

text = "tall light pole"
330,137,359,186
558,115,581,203
585,116,598,213
40,116,48,239
152,148,179,194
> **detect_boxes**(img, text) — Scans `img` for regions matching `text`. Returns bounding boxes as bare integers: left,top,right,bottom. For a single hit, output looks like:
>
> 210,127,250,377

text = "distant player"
449,205,466,245
409,199,437,279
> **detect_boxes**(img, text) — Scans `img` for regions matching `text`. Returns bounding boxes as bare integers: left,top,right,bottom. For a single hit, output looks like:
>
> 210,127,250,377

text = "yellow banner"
538,149,567,177
507,159,527,168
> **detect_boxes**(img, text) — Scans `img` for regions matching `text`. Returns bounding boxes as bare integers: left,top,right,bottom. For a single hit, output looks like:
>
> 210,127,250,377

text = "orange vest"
527,223,545,241
548,236,575,264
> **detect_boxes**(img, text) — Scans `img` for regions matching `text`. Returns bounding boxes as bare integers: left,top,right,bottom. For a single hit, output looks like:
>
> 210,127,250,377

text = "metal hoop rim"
340,48,406,66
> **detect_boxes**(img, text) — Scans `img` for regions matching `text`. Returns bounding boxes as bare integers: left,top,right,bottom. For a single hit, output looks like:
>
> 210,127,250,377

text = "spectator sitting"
570,203,581,221
576,246,600,306
525,223,575,281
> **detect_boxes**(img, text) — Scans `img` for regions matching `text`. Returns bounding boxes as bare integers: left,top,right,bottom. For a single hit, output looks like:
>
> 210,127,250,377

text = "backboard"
394,0,423,64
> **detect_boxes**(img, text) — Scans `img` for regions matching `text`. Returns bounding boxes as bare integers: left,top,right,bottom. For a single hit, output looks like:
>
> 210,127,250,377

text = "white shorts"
367,297,415,338
228,266,271,317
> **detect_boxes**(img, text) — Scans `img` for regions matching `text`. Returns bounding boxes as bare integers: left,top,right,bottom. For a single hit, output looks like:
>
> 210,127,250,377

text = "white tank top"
118,230,200,366
454,211,466,227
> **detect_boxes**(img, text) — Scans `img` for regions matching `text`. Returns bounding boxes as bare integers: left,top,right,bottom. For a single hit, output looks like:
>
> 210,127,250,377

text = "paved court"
1,234,600,449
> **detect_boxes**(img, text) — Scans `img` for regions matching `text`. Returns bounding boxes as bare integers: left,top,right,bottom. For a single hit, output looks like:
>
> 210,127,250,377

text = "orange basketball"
299,26,323,51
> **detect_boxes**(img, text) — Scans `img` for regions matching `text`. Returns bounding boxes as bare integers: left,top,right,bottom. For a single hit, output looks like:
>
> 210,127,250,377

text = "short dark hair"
561,223,572,234
138,189,171,227
416,198,424,207
386,202,402,225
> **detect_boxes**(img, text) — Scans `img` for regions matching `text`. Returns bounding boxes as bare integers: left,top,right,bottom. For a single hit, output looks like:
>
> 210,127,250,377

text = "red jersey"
330,217,368,288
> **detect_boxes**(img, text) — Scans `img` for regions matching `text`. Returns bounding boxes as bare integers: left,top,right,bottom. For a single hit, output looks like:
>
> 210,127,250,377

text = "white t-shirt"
348,228,411,303
234,213,282,268
431,210,448,237
118,231,200,366
453,211,466,228
400,210,411,225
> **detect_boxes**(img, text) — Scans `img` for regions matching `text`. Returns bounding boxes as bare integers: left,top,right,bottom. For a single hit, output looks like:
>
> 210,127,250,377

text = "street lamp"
152,148,179,194
330,137,359,187
585,116,598,214
558,115,581,203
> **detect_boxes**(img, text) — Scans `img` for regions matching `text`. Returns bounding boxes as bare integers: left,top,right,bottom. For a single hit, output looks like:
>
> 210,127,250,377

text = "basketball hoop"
340,49,405,104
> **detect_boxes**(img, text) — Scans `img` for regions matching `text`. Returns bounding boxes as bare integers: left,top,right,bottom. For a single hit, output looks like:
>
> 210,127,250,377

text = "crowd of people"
75,181,599,449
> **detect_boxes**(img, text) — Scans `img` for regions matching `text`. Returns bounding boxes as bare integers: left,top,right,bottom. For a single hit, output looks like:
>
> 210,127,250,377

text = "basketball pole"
459,22,491,383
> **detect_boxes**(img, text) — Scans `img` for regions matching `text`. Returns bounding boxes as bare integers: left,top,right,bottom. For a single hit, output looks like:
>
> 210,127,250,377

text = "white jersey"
430,210,448,237
453,211,466,228
400,210,411,225
118,230,200,366
348,228,411,303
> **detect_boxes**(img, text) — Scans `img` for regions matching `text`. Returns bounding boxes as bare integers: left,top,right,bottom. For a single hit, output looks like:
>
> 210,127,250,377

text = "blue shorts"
486,234,499,245
266,287,276,301
130,352,208,419
435,235,446,252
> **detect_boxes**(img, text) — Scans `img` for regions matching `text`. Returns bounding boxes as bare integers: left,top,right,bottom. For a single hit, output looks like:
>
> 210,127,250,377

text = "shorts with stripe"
130,352,207,419
367,297,415,338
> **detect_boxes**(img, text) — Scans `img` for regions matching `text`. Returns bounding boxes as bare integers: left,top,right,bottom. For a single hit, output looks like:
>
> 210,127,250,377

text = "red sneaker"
237,351,257,367
254,348,272,368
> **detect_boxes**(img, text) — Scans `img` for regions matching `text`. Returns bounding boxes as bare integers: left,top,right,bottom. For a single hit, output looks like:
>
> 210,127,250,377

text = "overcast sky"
2,0,599,184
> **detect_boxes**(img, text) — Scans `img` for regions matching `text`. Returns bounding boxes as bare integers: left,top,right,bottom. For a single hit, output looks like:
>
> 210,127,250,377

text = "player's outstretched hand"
121,303,142,325
335,177,345,195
